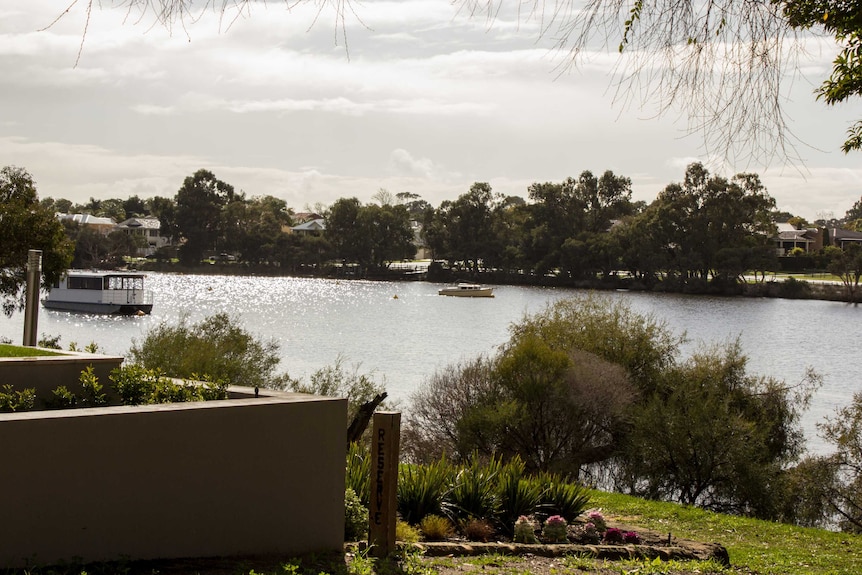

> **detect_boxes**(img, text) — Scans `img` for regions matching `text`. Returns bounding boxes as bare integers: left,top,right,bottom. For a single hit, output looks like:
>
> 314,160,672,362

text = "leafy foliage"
129,313,291,390
406,294,814,521
110,364,228,405
344,487,368,542
0,166,73,316
290,356,387,429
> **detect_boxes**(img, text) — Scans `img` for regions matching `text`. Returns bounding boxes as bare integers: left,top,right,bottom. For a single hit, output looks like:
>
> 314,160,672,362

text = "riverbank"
135,261,855,303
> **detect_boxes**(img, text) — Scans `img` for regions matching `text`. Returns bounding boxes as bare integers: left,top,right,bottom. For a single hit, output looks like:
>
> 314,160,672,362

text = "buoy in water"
393,294,399,299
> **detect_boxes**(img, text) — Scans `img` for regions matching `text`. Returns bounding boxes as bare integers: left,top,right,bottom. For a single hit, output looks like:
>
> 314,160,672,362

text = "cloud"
388,149,436,178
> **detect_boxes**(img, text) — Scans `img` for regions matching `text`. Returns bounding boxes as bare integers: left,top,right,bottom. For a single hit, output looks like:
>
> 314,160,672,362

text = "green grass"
589,489,862,575
2,489,860,575
0,344,64,357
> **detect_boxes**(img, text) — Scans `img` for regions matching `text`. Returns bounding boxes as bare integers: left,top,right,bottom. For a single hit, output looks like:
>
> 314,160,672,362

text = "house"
291,218,326,234
115,217,170,256
56,213,116,235
830,228,862,250
774,223,823,255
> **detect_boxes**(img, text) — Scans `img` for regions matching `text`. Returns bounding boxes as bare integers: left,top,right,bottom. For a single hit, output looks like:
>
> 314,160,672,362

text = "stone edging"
408,541,730,566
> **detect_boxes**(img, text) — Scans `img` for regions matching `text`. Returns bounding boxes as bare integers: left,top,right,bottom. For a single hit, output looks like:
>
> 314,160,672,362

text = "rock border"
410,540,729,566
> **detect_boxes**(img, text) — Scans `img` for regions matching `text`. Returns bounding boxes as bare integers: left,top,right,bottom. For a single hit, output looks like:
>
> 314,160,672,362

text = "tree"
620,342,816,518
433,183,503,273
0,166,74,316
174,169,235,266
129,313,292,390
624,163,777,288
813,392,862,532
826,243,862,301
406,295,678,471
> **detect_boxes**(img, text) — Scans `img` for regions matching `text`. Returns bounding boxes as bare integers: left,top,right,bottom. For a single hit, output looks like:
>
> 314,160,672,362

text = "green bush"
535,471,591,523
395,519,421,543
109,364,228,406
344,487,368,542
446,454,501,523
346,442,371,507
129,313,292,390
0,384,35,412
495,457,543,535
397,458,454,525
419,514,454,541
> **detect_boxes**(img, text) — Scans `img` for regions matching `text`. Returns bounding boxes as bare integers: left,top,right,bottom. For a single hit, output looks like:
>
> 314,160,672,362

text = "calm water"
2,272,860,454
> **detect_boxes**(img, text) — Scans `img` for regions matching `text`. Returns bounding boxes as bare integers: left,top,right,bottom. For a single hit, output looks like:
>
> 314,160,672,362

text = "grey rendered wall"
0,390,346,568
0,351,124,407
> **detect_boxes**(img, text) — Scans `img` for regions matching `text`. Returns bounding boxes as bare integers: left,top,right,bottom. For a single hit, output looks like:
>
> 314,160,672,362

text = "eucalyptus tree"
627,163,777,287
0,166,73,316
174,169,236,266
432,182,503,273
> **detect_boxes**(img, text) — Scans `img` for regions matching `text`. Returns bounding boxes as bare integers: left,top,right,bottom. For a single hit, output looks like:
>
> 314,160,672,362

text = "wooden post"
368,411,401,558
22,249,41,347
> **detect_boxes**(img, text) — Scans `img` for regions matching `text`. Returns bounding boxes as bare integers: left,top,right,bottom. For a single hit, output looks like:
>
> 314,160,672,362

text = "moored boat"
42,270,154,315
438,283,494,297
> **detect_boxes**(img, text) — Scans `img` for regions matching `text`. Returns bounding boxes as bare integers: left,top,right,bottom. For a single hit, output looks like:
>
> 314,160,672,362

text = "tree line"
4,163,862,315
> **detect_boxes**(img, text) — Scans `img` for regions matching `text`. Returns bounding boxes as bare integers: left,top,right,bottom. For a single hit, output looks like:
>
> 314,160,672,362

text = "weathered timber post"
22,249,42,347
368,411,401,558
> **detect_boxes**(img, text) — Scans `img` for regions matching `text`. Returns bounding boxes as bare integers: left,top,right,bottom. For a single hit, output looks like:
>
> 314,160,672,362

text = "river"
1,272,860,454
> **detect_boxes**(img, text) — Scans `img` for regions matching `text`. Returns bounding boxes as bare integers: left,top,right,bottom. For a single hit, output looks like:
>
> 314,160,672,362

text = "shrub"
419,514,454,541
345,488,368,542
397,458,454,525
462,518,495,542
512,515,539,544
446,454,500,523
346,442,371,507
289,356,387,436
109,364,228,406
535,472,591,522
46,385,76,409
495,457,543,535
0,384,35,412
586,510,607,532
129,313,292,390
541,515,568,543
396,519,421,543
79,365,107,407
574,521,601,544
603,527,624,544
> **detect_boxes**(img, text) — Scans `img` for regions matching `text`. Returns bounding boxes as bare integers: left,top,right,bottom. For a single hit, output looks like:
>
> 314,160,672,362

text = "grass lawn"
0,343,64,357
7,489,859,575
590,490,862,575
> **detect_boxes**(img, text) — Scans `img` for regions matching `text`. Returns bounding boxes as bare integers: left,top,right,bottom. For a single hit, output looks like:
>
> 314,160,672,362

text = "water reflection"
1,272,859,454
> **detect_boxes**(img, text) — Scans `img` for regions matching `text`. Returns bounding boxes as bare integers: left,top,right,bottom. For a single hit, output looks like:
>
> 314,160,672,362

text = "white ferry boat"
42,270,154,315
438,283,495,297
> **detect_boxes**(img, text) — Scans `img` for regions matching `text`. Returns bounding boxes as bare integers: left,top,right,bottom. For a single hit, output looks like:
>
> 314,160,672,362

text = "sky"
1,1,860,221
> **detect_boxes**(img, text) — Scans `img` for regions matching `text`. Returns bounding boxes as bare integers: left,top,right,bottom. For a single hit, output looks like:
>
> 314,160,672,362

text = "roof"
832,228,862,241
117,217,160,229
777,230,814,241
57,213,116,226
292,218,326,232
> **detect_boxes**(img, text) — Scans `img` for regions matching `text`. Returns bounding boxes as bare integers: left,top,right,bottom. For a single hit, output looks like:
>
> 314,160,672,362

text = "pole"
368,411,401,558
22,249,42,347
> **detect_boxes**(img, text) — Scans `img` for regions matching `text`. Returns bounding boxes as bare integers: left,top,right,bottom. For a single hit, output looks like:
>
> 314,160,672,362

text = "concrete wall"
0,389,347,568
0,350,124,407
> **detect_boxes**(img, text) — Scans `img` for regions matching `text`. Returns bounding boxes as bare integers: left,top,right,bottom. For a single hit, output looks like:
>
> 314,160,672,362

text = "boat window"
105,276,144,290
67,276,104,290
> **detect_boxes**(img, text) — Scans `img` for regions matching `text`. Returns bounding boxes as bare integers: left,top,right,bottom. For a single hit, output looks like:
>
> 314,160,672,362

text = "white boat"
438,283,495,297
42,270,154,315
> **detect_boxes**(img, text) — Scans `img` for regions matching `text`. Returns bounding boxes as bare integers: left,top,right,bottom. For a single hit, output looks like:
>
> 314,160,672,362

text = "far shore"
132,261,857,304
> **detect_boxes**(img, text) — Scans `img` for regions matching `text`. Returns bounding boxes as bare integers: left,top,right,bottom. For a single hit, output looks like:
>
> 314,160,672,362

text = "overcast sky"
2,1,860,220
